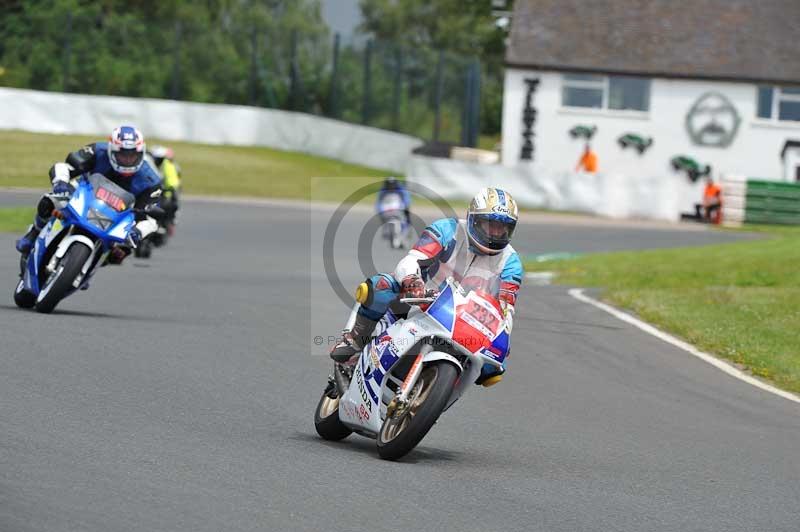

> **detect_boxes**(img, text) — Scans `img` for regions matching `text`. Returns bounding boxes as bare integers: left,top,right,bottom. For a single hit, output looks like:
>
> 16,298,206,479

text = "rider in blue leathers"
375,177,411,227
16,126,163,264
332,187,523,386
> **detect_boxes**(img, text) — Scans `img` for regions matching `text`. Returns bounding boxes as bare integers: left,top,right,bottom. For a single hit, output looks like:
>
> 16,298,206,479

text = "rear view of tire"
135,239,152,259
314,384,353,441
35,244,91,314
377,361,459,461
13,279,35,309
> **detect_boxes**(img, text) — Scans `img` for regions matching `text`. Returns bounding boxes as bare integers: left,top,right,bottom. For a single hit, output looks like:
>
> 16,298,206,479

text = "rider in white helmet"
15,126,163,264
330,187,523,386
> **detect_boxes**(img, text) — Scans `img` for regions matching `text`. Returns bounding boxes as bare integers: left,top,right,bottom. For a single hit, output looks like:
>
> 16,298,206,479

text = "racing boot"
475,365,506,387
15,215,47,255
329,313,379,365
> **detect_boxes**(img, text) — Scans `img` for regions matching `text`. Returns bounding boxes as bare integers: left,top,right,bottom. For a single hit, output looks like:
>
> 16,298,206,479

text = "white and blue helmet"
108,125,145,176
467,187,519,255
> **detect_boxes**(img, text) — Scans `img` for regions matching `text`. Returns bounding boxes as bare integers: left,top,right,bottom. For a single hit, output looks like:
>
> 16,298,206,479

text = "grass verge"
526,226,800,394
0,130,394,201
0,207,34,233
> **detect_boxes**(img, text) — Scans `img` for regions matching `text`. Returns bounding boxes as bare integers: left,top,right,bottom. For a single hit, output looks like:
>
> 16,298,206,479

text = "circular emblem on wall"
685,92,741,148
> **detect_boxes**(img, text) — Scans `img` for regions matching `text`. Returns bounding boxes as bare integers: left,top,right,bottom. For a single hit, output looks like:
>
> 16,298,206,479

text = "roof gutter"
503,61,800,87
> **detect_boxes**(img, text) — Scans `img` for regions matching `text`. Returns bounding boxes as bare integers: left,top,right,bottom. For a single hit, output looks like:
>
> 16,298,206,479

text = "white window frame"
562,75,608,109
759,86,800,123
561,74,649,114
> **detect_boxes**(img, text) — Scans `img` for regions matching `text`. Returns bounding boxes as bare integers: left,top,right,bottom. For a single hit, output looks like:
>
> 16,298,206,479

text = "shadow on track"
516,314,624,331
0,304,184,325
288,431,464,464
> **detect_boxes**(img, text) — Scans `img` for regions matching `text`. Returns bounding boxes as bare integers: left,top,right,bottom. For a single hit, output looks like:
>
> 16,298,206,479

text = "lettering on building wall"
520,78,540,160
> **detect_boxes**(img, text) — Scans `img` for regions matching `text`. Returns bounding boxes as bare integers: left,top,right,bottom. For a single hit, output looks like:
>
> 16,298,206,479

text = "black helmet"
384,177,400,190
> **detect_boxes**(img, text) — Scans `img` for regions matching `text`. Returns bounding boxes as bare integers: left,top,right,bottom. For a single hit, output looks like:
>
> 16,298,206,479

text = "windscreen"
88,173,135,212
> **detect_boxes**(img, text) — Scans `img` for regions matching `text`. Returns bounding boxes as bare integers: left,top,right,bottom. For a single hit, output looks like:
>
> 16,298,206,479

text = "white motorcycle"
378,193,410,250
314,278,510,460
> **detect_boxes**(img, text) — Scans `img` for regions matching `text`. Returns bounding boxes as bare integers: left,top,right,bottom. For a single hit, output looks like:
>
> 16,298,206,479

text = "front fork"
386,343,433,417
72,239,104,289
43,226,103,289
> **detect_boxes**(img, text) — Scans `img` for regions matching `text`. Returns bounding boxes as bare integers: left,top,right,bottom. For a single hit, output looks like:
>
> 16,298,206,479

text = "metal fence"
0,9,483,146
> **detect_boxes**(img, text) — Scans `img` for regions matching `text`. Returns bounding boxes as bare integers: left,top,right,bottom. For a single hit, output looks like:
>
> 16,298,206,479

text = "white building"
500,0,800,220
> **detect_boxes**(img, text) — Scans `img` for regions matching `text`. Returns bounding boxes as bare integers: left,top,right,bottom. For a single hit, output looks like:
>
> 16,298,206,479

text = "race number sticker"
459,294,502,340
96,187,127,212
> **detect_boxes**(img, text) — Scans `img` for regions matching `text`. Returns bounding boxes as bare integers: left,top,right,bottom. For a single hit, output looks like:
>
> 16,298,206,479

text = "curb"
568,288,800,406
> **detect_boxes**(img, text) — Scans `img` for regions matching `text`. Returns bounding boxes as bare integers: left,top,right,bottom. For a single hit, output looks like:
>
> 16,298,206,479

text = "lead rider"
331,187,523,386
16,125,163,263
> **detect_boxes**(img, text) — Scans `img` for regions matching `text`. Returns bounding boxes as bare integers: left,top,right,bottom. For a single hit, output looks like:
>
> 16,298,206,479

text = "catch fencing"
0,8,484,146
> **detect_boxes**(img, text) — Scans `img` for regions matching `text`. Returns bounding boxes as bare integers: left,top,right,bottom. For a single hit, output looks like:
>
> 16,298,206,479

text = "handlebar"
399,289,439,306
399,297,436,305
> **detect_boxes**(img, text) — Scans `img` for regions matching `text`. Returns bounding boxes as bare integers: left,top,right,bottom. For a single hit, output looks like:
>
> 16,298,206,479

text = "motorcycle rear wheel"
314,384,353,441
377,361,458,461
134,239,152,259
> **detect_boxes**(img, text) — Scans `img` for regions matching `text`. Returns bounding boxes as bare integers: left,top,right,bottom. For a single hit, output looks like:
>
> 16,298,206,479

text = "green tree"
358,0,512,137
0,0,329,108
358,0,507,57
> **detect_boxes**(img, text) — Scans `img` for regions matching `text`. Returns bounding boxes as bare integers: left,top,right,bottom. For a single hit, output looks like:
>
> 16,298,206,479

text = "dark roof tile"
506,0,800,84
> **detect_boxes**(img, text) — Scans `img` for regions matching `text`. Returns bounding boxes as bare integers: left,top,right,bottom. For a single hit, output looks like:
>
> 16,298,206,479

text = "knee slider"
355,281,371,305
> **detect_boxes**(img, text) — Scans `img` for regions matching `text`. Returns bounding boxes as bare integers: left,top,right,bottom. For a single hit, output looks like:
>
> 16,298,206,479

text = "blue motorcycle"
14,173,162,313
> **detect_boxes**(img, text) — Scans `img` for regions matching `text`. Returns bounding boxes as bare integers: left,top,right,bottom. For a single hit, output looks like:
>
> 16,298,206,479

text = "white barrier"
721,175,747,226
1,87,702,221
406,155,698,222
0,87,423,173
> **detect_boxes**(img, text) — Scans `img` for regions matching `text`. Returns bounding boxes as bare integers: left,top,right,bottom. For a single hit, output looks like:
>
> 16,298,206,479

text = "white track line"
568,288,800,406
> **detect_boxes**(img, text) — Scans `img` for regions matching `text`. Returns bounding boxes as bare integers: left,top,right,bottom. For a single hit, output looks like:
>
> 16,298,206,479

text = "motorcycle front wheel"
35,243,91,314
377,361,458,461
13,278,35,309
314,383,353,441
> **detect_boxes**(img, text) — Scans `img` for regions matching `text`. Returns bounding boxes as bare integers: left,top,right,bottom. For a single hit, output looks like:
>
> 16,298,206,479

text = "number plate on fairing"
459,293,502,340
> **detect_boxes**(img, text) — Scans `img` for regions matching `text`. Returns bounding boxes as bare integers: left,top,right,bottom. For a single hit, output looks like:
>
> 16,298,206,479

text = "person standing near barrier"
702,176,722,224
575,144,598,173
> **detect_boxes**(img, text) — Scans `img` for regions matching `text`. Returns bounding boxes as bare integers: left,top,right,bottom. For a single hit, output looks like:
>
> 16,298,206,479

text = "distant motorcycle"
147,190,178,252
378,193,410,250
13,173,163,313
314,277,510,460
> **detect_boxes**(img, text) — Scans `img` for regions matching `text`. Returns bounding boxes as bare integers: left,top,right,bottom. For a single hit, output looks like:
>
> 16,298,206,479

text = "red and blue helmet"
108,125,145,176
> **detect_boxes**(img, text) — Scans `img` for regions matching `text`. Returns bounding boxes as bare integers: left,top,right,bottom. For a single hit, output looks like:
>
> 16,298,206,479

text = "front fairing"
24,217,68,294
340,312,445,435
64,175,136,244
339,279,510,434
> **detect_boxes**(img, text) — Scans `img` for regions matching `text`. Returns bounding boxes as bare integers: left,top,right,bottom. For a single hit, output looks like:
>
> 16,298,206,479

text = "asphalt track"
1,194,797,532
